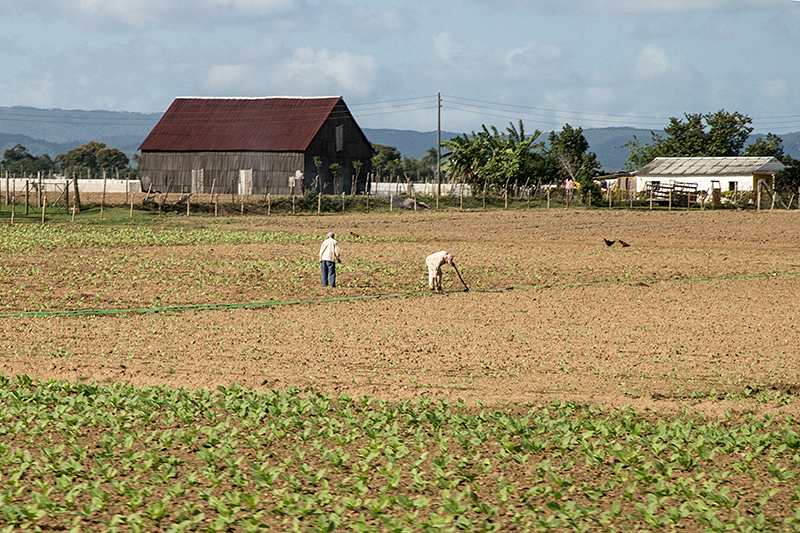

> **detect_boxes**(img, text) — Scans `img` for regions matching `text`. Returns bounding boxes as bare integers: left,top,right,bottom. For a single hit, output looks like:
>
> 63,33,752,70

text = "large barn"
138,96,373,196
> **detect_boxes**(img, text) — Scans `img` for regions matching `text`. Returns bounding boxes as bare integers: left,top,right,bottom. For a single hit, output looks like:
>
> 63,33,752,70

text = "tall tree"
745,133,800,193
624,110,754,170
442,121,546,194
548,124,602,202
2,144,56,174
96,147,129,171
370,144,401,179
745,133,784,158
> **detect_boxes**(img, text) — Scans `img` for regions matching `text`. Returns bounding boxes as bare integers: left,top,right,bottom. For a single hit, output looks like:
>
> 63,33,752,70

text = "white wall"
368,182,471,197
1,178,142,194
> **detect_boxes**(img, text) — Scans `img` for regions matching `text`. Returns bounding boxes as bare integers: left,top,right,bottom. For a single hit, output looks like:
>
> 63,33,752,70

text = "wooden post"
25,180,29,215
413,194,417,211
267,193,270,216
547,187,550,209
241,194,244,214
608,186,611,209
460,187,463,210
10,192,15,225
130,192,134,219
41,197,46,224
757,179,762,211
366,196,369,213
215,194,218,217
73,173,81,212
668,190,672,211
65,178,70,211
100,171,107,220
649,188,653,210
38,171,42,208
187,194,190,216
292,194,295,215
318,193,321,214
390,194,393,212
504,189,508,210
342,192,345,213
482,182,486,211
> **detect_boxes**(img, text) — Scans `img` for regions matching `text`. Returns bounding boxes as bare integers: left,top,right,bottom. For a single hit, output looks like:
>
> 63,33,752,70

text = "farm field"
1,207,800,531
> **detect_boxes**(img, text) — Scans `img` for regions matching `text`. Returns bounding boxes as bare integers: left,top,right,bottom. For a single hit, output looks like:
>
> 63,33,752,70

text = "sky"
2,0,800,137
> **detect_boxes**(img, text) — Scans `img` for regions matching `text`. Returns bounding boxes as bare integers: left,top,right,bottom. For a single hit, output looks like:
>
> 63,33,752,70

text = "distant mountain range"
1,106,798,173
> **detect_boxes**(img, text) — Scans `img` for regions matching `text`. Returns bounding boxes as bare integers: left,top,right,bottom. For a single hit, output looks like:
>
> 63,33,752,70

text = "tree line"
1,142,137,177
381,110,800,198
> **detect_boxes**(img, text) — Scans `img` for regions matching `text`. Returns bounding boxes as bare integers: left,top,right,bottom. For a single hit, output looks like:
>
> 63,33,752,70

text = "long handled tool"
452,263,469,292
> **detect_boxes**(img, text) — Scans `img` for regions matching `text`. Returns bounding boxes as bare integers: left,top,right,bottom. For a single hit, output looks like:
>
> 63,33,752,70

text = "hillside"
1,106,797,173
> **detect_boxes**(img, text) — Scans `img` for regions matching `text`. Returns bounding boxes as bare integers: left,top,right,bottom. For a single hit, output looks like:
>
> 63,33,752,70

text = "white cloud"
502,42,566,80
632,44,682,80
483,0,786,15
274,48,378,95
347,5,413,38
757,77,790,103
9,0,298,29
434,33,464,62
205,65,254,92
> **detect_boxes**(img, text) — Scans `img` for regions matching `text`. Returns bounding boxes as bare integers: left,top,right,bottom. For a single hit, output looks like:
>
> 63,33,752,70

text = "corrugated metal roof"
635,156,785,177
139,96,344,152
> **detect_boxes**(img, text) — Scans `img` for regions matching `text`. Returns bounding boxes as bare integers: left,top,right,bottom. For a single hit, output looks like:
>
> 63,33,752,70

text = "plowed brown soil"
2,208,799,416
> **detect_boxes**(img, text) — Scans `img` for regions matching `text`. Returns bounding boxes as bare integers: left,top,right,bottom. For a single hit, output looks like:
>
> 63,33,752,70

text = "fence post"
757,180,762,210
100,171,107,220
318,193,321,214
42,197,46,224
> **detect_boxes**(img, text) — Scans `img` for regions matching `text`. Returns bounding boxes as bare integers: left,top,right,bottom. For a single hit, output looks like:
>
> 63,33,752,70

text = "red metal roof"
139,97,344,152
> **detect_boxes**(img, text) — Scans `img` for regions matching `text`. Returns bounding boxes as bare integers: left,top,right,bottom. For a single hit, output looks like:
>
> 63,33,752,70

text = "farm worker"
319,232,341,287
426,251,454,292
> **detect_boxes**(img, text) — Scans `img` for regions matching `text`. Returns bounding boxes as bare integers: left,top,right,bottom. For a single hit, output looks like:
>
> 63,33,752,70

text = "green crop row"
0,376,799,531
0,225,405,253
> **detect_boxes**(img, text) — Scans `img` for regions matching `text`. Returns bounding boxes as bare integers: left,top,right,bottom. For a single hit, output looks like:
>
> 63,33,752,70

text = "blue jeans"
321,260,336,287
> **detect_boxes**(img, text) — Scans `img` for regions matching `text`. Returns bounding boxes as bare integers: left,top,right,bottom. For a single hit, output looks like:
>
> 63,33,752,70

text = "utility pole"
437,92,442,197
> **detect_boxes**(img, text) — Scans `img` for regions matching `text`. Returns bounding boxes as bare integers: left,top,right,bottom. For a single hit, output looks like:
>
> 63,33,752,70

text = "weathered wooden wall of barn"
304,101,373,195
140,151,305,195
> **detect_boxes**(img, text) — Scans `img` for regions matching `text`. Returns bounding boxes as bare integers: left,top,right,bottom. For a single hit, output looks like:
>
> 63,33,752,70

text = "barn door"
238,169,253,196
191,169,204,194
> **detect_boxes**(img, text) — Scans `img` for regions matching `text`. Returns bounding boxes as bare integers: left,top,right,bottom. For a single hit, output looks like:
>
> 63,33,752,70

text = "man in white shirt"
319,232,341,287
425,250,454,292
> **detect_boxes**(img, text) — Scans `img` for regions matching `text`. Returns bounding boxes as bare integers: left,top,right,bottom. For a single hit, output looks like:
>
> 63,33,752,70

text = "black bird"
619,240,630,247
350,231,360,238
604,238,616,246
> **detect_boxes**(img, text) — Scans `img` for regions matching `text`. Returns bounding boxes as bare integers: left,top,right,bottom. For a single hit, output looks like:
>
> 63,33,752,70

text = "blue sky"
2,0,800,137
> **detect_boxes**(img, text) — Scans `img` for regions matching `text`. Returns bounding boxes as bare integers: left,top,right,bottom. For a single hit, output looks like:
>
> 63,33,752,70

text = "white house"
634,156,786,194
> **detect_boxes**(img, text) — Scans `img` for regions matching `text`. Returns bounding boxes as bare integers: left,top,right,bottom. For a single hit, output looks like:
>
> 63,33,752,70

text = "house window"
728,181,736,191
336,125,344,152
